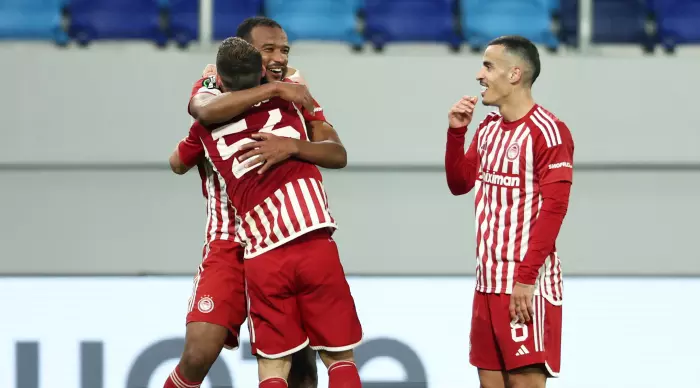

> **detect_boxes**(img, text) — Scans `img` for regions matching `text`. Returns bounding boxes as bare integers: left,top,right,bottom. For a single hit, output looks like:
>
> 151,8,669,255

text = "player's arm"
294,120,347,169
445,97,481,195
169,125,204,175
189,82,316,126
516,122,575,285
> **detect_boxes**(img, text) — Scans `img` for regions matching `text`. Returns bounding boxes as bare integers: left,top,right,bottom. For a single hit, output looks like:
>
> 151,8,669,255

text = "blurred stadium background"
1,0,699,387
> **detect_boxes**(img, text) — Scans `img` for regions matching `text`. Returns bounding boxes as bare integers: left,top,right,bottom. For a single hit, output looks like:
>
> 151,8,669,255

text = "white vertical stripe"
485,185,499,291
298,179,320,225
506,188,519,293
511,127,531,175
553,253,563,301
540,297,546,351
533,110,558,147
217,175,230,240
531,114,553,148
245,279,255,343
244,211,262,248
493,187,509,293
538,107,562,145
254,204,273,247
309,179,330,222
519,137,535,263
532,296,542,352
486,124,505,169
481,121,501,171
318,181,330,208
264,197,286,242
275,190,296,236
286,182,307,228
476,182,491,291
474,180,485,290
206,169,218,242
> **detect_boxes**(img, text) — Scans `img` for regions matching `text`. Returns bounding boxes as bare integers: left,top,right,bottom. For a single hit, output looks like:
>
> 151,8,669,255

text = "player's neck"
498,91,535,123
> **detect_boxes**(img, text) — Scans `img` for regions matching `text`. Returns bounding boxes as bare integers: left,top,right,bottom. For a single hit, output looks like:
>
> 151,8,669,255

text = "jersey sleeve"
187,76,222,116
177,124,205,167
534,120,574,186
302,97,329,124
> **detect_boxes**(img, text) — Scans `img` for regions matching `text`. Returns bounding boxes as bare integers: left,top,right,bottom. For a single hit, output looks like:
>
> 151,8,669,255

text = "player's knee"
318,349,354,369
180,323,227,375
289,347,318,388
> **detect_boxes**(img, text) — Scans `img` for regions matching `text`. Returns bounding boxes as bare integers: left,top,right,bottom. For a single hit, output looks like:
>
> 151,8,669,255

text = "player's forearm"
191,83,278,125
517,182,572,284
292,139,347,169
445,127,477,195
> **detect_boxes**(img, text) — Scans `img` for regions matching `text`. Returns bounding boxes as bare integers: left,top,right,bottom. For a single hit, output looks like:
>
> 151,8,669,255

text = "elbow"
168,155,188,175
446,178,470,196
324,144,347,169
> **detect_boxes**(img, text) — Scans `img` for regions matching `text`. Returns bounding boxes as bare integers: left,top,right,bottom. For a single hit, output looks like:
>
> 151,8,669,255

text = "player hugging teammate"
164,17,363,388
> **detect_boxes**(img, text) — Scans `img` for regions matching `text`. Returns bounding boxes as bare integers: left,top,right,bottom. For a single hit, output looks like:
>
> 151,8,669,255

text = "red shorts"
469,291,562,377
186,239,247,350
244,229,363,359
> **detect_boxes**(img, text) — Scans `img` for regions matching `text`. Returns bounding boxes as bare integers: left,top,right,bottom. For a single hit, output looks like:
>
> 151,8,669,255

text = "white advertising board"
0,277,697,388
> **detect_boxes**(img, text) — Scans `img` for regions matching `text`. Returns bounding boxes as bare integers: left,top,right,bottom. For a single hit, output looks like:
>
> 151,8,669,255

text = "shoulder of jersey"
477,111,502,130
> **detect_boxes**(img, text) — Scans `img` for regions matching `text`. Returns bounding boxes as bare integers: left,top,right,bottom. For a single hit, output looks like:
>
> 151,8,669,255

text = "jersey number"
211,108,300,178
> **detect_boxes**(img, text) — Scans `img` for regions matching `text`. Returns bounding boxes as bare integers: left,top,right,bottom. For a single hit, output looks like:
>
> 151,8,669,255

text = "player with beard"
162,19,329,388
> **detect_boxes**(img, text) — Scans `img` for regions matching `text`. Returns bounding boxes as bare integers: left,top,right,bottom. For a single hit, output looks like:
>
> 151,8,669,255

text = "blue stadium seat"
461,0,559,50
557,0,579,47
67,0,167,46
649,0,700,51
212,0,262,40
168,0,198,47
0,0,68,43
591,0,651,46
363,0,461,50
265,0,362,46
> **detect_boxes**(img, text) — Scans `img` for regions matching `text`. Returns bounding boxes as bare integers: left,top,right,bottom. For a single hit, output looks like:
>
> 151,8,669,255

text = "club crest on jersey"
197,296,214,313
506,143,520,161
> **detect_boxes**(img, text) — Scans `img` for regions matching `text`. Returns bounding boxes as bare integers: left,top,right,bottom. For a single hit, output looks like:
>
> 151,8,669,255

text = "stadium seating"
591,0,653,49
556,0,579,48
363,0,461,51
461,0,559,50
168,0,199,47
0,0,68,43
67,0,167,46
212,0,262,40
649,0,700,51
264,0,362,47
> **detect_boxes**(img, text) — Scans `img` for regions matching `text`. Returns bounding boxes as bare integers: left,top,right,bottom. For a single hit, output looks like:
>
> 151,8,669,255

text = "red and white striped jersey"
190,95,336,259
469,104,573,305
179,76,237,244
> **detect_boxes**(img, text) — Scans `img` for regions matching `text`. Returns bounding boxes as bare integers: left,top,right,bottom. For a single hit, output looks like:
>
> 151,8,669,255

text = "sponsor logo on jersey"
548,162,573,170
480,172,521,187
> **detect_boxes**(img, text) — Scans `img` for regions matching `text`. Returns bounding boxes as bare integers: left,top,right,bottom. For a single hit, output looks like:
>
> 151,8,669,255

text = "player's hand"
448,96,478,128
509,282,535,323
238,133,300,174
273,82,316,113
202,64,217,78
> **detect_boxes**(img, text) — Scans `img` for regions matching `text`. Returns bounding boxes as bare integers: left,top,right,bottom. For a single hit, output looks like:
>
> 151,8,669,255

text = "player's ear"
509,67,522,84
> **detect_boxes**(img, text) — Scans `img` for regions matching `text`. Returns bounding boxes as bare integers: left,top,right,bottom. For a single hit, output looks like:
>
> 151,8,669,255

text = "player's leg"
288,346,319,388
470,291,508,388
244,245,310,387
490,293,562,388
164,241,246,388
294,230,363,388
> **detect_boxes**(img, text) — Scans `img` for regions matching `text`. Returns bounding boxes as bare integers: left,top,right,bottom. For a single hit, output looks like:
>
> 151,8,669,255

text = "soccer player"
162,26,327,388
189,17,317,127
444,36,573,388
190,37,363,388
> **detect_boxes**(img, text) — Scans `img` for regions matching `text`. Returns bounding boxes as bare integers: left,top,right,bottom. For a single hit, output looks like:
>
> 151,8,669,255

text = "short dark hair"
236,16,282,43
488,35,541,86
216,37,263,91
